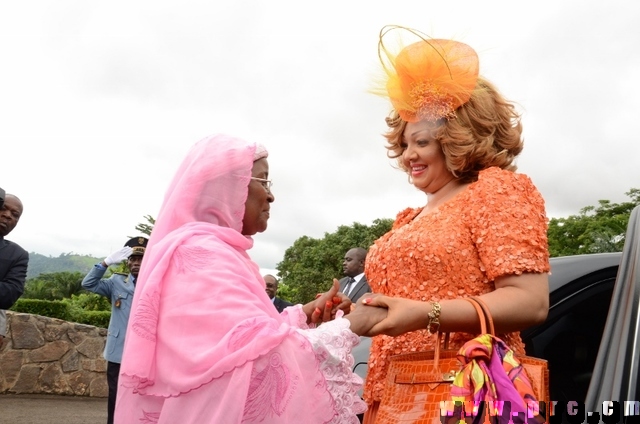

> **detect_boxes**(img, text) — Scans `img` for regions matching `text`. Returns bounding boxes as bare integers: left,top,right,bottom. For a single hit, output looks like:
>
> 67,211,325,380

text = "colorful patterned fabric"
447,334,543,424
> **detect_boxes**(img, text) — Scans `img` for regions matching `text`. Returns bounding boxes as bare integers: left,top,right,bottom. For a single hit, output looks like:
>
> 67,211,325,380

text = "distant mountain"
27,252,101,279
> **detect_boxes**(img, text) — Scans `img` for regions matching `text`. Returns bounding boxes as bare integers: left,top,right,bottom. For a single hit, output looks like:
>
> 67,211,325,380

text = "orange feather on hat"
375,26,479,123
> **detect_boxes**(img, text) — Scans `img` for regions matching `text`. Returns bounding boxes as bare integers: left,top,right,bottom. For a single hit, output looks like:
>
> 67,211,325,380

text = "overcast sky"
2,1,638,277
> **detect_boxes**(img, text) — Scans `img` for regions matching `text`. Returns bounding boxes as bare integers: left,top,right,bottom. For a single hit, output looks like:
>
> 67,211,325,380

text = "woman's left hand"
330,291,351,317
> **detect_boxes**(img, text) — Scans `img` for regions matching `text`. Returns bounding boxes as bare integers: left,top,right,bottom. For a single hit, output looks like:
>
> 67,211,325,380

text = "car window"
522,269,618,404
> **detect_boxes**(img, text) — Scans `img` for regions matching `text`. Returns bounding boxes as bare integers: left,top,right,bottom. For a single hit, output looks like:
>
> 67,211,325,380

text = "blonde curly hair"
385,77,523,183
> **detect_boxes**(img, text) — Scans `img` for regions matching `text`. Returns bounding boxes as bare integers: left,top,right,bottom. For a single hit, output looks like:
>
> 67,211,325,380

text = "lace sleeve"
296,313,367,423
279,304,314,329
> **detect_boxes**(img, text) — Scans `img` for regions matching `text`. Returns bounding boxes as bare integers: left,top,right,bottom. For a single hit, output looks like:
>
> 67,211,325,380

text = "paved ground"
0,394,107,424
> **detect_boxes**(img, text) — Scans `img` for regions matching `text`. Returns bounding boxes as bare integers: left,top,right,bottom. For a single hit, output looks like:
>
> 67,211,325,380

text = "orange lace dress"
362,167,550,404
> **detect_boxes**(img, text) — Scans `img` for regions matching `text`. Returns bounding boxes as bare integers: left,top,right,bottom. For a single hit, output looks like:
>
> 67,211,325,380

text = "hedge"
78,311,111,328
11,299,71,320
10,298,110,328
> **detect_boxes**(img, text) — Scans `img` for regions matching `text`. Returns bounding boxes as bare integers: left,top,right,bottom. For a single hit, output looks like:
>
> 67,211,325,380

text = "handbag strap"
462,298,490,335
468,296,496,335
432,297,495,368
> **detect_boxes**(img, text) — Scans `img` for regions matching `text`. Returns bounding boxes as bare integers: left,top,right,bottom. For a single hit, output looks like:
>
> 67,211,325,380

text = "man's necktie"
345,277,356,296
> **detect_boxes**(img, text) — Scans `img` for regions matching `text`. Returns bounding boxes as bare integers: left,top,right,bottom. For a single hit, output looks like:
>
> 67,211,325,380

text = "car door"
521,262,618,405
585,205,640,418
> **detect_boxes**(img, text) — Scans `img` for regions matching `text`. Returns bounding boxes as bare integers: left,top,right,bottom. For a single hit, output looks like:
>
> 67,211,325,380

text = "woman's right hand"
344,297,388,336
358,294,430,336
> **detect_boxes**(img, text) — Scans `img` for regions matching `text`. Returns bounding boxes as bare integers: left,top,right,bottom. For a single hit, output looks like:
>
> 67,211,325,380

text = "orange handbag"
372,297,549,424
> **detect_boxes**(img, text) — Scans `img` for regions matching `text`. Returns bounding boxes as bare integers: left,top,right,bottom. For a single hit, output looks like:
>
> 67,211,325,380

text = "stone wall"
0,311,108,397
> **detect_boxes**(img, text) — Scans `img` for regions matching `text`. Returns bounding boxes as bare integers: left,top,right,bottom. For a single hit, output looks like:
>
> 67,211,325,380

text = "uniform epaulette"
113,272,128,276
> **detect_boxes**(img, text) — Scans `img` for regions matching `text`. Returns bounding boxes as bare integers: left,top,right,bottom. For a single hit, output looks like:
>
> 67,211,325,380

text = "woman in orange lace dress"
360,27,551,419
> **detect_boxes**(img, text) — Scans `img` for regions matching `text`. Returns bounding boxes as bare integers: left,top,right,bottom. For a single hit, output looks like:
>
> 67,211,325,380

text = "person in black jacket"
0,191,28,349
339,247,371,303
264,274,293,313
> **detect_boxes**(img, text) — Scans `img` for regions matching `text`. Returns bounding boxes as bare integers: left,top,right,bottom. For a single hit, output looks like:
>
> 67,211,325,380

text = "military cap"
124,236,149,256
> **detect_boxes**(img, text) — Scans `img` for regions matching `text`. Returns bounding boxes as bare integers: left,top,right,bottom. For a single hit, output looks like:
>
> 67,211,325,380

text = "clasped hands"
302,279,351,325
303,280,418,337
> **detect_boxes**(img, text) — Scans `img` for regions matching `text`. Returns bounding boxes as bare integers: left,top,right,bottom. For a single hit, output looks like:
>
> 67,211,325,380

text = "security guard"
82,236,148,424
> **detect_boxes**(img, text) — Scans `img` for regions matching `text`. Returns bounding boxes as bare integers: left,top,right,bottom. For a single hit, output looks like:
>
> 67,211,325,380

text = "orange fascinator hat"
375,25,480,123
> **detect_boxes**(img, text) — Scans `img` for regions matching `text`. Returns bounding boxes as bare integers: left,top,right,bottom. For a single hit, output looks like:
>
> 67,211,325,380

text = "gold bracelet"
427,301,441,334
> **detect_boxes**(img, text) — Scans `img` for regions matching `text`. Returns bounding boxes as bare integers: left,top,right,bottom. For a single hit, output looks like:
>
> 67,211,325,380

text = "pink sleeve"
279,304,313,329
296,314,367,423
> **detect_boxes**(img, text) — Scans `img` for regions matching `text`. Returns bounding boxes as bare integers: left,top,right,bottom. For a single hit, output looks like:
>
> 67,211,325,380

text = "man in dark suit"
339,247,370,303
0,190,29,349
264,274,293,313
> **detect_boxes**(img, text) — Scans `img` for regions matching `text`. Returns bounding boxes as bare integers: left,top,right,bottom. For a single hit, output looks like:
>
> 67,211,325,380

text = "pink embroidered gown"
115,135,365,424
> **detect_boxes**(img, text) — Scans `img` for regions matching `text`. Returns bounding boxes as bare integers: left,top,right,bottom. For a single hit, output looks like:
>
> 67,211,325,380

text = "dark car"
352,206,640,422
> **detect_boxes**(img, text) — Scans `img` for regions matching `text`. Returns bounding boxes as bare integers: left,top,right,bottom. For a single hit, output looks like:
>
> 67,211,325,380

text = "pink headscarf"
118,135,335,421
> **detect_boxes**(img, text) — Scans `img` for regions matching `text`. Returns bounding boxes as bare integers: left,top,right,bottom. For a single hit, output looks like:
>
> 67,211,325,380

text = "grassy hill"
27,252,101,280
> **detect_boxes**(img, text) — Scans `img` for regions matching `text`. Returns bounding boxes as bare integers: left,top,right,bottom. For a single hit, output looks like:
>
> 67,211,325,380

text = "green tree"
277,219,393,304
64,293,111,312
547,188,639,257
23,271,87,300
22,278,54,300
135,215,155,236
47,271,87,299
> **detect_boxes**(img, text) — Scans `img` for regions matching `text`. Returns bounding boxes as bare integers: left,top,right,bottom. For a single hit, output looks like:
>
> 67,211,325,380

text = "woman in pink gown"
115,134,383,423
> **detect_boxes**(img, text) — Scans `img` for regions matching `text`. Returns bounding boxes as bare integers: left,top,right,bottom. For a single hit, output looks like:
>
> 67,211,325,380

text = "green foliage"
135,215,155,236
77,311,111,328
18,274,112,328
276,282,295,302
23,272,88,300
111,262,130,275
277,219,393,304
65,293,111,311
10,299,72,321
547,188,640,257
10,297,111,328
60,296,110,328
27,252,100,279
22,279,55,300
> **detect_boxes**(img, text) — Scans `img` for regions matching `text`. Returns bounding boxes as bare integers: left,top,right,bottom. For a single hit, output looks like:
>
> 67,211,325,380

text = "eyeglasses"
250,177,273,192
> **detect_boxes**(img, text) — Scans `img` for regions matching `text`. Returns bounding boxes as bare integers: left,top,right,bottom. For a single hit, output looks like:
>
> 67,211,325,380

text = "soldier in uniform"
82,236,148,424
